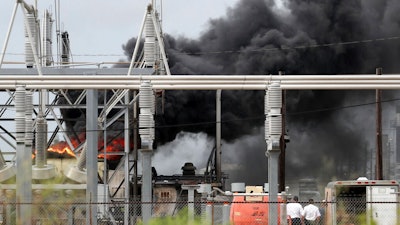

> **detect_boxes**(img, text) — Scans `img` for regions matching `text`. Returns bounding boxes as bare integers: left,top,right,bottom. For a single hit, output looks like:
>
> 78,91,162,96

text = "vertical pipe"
280,194,288,225
101,89,108,221
182,185,200,223
124,92,130,224
205,202,212,225
222,202,230,224
279,71,286,192
376,68,383,180
200,193,209,225
133,90,139,222
141,149,152,224
268,151,279,225
86,89,98,225
15,86,31,225
24,90,33,224
216,90,222,184
186,187,195,223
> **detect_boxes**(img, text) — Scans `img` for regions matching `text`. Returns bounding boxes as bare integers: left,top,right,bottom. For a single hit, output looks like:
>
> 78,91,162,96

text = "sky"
0,0,240,66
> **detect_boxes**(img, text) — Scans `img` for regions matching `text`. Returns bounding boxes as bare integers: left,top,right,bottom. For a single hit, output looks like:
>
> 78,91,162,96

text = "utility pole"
278,71,288,192
216,90,222,184
375,67,383,180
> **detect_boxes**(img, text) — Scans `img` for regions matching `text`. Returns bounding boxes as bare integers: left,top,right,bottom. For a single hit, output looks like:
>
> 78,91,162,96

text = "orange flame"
98,138,124,160
48,143,76,157
41,136,126,160
32,131,127,160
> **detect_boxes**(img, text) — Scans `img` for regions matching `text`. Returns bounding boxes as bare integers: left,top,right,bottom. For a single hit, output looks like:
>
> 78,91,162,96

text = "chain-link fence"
327,199,399,225
0,200,398,224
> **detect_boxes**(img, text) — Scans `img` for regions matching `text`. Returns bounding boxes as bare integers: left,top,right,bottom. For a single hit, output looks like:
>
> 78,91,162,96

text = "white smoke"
152,131,214,175
151,127,269,186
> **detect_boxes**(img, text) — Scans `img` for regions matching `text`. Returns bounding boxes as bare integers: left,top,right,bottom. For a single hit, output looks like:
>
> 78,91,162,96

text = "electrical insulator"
265,81,282,151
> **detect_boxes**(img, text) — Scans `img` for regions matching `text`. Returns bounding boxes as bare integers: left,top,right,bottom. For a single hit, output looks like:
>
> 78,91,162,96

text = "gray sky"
0,0,240,66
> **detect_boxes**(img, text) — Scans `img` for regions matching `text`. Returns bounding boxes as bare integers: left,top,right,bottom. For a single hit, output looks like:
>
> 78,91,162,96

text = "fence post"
222,202,230,224
182,185,199,223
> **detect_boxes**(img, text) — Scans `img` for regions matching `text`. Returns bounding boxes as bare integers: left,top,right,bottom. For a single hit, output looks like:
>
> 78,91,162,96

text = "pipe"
3,74,400,80
3,81,400,87
3,74,400,90
4,79,400,85
3,84,400,90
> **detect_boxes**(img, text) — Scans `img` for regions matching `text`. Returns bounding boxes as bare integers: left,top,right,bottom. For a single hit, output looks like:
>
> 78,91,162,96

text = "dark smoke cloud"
62,0,400,186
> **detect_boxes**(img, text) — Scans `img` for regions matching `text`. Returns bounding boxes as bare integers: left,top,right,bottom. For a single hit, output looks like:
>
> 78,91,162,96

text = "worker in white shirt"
287,196,303,225
302,199,321,225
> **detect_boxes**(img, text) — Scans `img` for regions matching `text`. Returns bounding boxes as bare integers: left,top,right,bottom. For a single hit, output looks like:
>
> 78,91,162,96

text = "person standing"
302,199,321,225
287,196,303,225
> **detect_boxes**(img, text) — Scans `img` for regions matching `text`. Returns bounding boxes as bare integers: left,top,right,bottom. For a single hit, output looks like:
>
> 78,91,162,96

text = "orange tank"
230,195,282,225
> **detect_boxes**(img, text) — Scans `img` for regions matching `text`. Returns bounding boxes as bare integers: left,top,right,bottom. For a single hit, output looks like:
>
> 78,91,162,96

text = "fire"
40,136,126,160
98,138,125,161
47,142,76,157
32,132,127,160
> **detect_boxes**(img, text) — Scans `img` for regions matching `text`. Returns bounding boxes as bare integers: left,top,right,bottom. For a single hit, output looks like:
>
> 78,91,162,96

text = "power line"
175,35,400,55
2,35,400,58
0,97,399,136
287,97,400,116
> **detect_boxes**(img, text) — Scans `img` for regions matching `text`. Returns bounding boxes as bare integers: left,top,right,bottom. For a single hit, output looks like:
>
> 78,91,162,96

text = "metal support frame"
1,70,398,214
86,89,98,225
216,90,222,184
140,149,153,224
15,85,32,225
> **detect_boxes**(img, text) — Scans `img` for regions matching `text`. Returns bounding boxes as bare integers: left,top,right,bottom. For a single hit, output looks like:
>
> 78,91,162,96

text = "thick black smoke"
63,0,400,186
145,0,400,185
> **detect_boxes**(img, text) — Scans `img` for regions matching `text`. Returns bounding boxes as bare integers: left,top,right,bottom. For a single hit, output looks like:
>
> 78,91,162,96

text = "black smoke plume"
63,0,400,187
127,0,400,185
